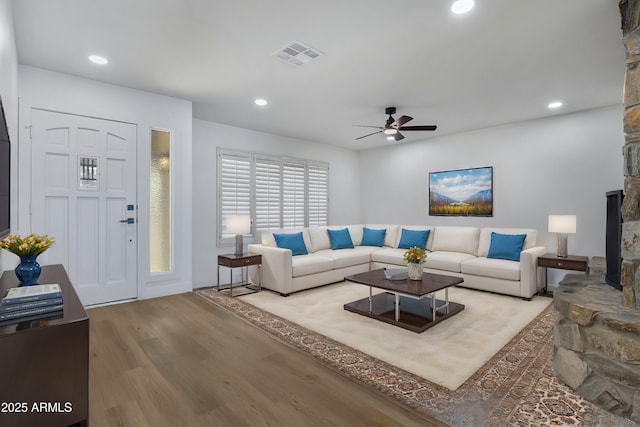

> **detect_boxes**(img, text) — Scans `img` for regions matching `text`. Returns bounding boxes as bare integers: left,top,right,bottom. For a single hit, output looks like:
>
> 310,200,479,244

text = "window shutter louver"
308,162,329,227
255,156,282,231
218,152,251,240
282,160,306,228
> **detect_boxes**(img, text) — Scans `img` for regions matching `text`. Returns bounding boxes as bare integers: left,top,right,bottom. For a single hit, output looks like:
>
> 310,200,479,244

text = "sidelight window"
150,129,172,272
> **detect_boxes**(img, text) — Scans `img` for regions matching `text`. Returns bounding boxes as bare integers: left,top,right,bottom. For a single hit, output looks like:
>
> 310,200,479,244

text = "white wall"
359,105,624,283
192,119,362,287
0,0,18,272
17,65,193,300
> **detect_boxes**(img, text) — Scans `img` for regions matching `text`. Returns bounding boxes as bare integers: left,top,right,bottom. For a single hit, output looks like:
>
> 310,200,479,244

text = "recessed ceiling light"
254,98,268,106
451,0,474,14
88,55,108,65
386,136,395,141
548,101,563,109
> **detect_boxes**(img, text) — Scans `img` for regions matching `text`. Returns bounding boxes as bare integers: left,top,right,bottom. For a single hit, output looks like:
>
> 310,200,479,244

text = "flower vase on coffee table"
407,262,423,280
403,246,426,281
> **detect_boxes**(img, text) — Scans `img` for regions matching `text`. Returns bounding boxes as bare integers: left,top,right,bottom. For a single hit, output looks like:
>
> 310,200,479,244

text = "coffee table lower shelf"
344,293,465,333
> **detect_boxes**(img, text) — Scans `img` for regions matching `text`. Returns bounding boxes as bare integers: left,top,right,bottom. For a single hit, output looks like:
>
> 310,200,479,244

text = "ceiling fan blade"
355,130,383,140
391,115,413,128
398,125,437,131
394,132,405,142
352,125,383,129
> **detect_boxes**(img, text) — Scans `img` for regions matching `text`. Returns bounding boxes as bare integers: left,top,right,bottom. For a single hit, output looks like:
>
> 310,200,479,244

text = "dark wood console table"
0,264,89,427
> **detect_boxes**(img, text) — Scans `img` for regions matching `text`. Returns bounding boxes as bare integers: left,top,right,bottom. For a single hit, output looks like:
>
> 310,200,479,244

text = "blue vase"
15,255,41,286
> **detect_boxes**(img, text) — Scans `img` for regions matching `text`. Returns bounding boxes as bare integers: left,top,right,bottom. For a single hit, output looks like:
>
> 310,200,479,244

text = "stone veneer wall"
553,2,640,422
621,0,640,309
554,273,640,422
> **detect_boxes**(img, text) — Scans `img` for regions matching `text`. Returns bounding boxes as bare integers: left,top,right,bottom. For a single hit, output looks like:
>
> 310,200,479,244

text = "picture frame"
429,166,493,217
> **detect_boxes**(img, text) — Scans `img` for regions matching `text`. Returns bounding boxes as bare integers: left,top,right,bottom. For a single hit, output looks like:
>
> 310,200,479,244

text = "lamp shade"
227,215,251,235
548,215,576,234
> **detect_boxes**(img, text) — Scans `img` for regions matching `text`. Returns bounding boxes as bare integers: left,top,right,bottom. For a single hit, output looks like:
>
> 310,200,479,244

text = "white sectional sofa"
247,224,546,299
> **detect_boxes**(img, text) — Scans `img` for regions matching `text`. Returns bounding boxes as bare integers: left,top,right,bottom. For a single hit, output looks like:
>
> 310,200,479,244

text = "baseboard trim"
142,281,192,299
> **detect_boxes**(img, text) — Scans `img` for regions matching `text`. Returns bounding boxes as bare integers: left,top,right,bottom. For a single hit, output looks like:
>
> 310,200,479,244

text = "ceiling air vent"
273,41,323,67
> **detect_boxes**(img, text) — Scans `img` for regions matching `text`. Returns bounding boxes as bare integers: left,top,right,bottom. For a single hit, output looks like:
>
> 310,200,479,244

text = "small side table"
217,253,262,297
537,253,589,295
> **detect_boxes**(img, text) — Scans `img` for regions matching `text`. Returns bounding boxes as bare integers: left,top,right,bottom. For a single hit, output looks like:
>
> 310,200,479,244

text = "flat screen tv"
605,190,623,291
0,96,10,239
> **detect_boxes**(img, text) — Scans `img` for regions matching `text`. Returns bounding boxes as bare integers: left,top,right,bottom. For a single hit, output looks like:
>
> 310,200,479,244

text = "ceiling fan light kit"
354,106,437,142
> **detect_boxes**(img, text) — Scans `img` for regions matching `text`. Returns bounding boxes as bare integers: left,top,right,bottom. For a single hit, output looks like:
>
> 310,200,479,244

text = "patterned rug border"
195,288,625,426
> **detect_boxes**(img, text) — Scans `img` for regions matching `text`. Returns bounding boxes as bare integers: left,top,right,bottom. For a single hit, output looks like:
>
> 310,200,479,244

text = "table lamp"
548,215,576,258
227,215,251,256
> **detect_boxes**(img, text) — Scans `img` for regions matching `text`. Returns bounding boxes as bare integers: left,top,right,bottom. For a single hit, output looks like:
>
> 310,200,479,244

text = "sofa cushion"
308,225,363,252
307,227,330,252
424,251,476,273
273,232,309,256
361,227,386,247
487,232,526,261
395,225,435,250
315,247,372,269
397,228,431,249
347,225,364,246
365,224,399,247
477,228,537,257
291,254,334,277
370,247,407,265
262,228,312,251
431,227,480,256
327,228,355,250
461,257,520,281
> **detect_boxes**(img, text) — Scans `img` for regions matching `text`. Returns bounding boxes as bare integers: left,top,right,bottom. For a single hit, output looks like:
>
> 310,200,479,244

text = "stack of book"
0,284,64,325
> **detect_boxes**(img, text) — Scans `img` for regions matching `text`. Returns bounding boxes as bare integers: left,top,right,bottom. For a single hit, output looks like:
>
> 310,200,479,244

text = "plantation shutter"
307,161,329,227
254,155,282,231
282,159,306,228
218,151,251,240
217,149,330,244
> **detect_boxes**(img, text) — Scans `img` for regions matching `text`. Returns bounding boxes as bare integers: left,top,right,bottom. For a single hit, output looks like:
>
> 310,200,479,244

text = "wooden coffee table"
344,269,465,333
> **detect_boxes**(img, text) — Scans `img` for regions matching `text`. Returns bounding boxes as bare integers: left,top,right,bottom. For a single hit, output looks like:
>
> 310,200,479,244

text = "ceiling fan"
354,107,437,141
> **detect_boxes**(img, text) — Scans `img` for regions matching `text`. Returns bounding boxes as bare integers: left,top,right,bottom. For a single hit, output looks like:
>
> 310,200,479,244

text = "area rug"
236,282,550,390
196,287,635,427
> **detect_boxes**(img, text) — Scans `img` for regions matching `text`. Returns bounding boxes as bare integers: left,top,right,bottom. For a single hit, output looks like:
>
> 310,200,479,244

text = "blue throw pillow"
361,227,386,247
397,229,431,249
327,228,354,250
487,232,526,261
273,232,308,256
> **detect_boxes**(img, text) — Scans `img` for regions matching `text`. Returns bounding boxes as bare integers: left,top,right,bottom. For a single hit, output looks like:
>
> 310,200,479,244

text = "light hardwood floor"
88,292,447,427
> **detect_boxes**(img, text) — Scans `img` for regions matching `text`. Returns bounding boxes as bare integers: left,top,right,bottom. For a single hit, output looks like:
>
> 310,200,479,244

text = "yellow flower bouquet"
403,246,426,264
0,234,55,257
1,234,55,286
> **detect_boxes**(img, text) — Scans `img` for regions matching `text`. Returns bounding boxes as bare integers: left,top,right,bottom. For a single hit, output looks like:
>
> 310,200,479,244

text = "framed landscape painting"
429,166,493,216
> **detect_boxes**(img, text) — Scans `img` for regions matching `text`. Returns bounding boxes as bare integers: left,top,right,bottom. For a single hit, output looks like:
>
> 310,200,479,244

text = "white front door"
30,109,138,306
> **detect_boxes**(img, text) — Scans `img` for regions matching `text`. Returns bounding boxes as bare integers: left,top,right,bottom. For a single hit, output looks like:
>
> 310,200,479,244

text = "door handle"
120,218,135,224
